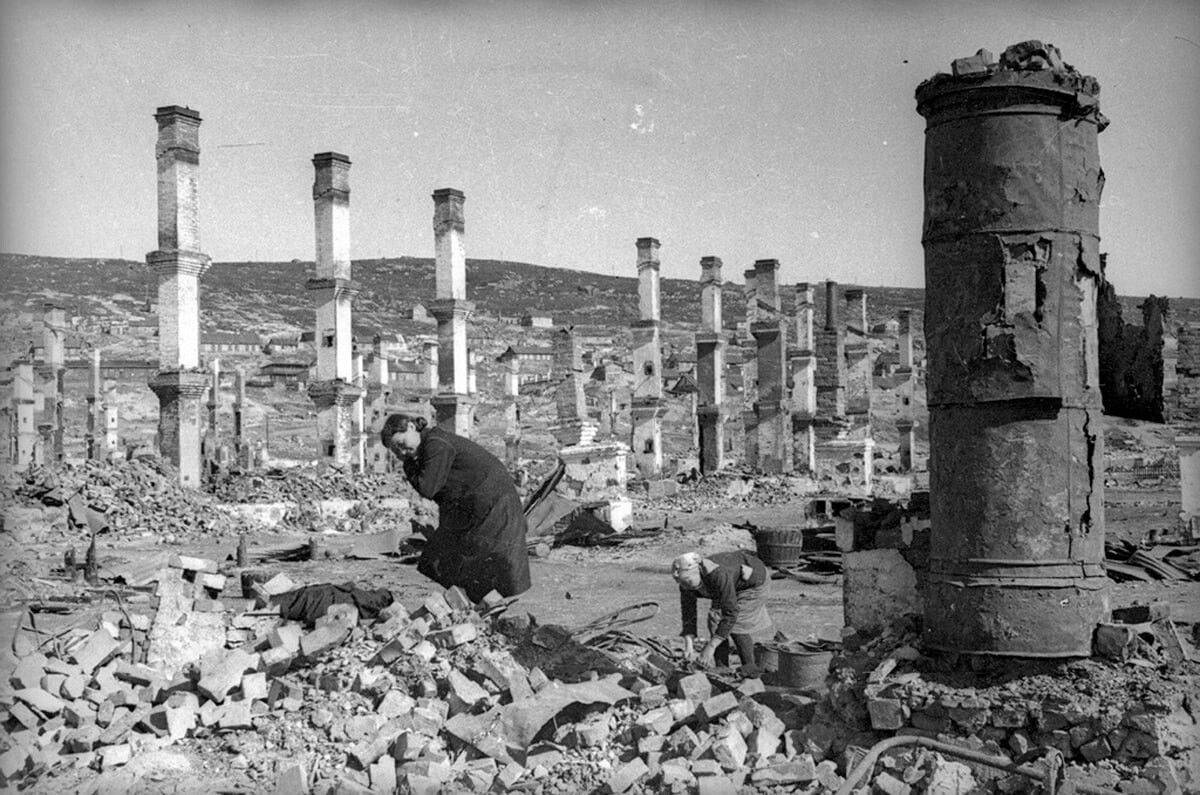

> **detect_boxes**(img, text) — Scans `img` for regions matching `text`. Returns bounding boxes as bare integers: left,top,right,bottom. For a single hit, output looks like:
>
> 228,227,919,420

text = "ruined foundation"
916,44,1110,656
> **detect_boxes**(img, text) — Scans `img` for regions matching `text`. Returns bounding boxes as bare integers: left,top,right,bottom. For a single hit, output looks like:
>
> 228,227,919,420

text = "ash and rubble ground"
1,440,1198,794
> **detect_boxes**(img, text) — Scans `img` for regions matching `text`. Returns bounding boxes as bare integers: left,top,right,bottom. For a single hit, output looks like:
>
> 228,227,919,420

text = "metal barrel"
915,47,1110,656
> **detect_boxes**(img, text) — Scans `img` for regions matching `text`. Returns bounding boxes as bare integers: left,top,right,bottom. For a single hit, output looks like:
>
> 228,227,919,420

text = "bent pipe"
836,735,1122,795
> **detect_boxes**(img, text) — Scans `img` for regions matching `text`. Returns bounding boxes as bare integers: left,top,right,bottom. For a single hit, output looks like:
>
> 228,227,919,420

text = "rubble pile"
207,468,413,505
822,614,1200,794
656,471,807,514
2,560,852,795
7,461,260,541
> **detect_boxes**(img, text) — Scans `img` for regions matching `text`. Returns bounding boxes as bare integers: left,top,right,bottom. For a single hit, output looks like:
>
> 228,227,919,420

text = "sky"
1,0,1198,298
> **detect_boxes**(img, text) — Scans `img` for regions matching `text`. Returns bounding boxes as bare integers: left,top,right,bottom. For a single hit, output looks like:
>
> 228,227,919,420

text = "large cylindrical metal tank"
915,42,1110,656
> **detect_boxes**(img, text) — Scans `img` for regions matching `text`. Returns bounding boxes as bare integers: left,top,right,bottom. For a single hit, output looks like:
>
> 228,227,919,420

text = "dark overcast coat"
404,426,531,602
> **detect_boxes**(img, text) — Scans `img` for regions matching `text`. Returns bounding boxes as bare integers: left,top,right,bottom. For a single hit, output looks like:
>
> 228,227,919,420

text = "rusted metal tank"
915,42,1110,656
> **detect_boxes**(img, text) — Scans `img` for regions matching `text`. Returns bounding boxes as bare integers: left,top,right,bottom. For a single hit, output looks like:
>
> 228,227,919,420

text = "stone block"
748,726,780,760
416,593,453,624
64,724,101,753
316,603,359,631
573,716,610,748
196,572,226,592
736,677,765,697
691,759,723,776
697,691,739,724
99,705,147,745
0,746,28,782
495,761,524,790
15,687,64,715
665,724,700,757
71,630,120,674
260,646,295,677
697,776,737,795
725,710,754,738
668,698,696,723
10,653,49,690
372,616,411,642
528,667,550,692
218,700,253,731
7,701,39,730
241,672,269,702
446,671,490,713
676,672,712,703
606,757,648,793
275,760,308,794
371,638,409,666
990,705,1028,729
472,650,533,701
660,760,696,788
113,661,158,688
1079,736,1112,762
751,756,818,785
874,771,912,795
639,683,668,707
443,586,473,613
259,573,296,596
197,648,259,704
98,743,132,770
63,700,95,728
636,734,665,755
269,623,303,652
411,641,437,663
431,623,477,649
868,697,905,730
300,624,351,659
636,706,676,736
370,758,397,793
713,728,747,770
40,673,66,699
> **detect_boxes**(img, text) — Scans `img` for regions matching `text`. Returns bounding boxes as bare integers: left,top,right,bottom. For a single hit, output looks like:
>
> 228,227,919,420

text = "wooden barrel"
754,527,804,567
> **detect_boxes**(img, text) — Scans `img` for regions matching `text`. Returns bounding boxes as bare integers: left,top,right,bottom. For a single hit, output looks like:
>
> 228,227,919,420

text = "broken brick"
197,648,259,704
676,671,713,703
697,691,739,724
14,687,64,715
697,776,738,795
606,757,648,793
71,630,120,674
713,728,748,770
299,624,351,660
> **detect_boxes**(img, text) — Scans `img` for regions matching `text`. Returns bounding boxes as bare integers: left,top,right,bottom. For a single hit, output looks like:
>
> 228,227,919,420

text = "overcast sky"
2,0,1197,298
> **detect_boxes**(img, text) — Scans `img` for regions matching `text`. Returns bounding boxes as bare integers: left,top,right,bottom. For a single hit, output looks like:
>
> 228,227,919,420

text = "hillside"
1,253,931,338
3,254,1194,342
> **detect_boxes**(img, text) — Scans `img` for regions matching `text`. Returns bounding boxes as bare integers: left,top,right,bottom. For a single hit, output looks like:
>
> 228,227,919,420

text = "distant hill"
2,252,1195,338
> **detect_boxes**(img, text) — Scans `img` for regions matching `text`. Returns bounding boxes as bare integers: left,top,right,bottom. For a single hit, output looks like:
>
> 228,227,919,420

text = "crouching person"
672,550,772,674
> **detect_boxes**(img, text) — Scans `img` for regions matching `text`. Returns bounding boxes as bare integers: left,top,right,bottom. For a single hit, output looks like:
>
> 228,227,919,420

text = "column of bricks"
695,256,726,474
751,259,790,473
306,152,364,465
429,188,475,437
147,106,211,488
630,238,666,479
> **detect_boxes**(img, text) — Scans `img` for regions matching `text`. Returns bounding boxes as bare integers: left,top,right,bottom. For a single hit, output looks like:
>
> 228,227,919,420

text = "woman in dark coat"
382,412,531,602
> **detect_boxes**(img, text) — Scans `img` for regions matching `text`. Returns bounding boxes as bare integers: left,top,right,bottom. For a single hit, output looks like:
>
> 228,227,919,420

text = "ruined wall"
1175,323,1200,425
1097,278,1167,422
